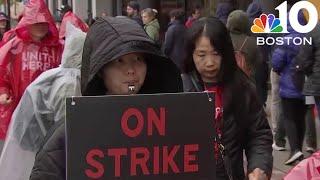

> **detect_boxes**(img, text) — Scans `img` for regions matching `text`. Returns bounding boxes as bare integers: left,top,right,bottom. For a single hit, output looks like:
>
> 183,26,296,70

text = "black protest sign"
66,92,216,180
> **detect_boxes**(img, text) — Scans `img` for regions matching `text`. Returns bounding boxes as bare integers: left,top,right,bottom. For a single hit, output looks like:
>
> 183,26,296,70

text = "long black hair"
183,17,237,84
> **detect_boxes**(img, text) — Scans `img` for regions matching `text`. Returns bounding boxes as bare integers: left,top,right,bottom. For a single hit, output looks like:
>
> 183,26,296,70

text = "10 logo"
251,1,318,34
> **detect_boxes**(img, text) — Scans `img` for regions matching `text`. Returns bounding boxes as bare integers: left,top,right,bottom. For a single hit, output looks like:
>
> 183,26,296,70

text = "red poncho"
0,0,63,139
59,11,89,39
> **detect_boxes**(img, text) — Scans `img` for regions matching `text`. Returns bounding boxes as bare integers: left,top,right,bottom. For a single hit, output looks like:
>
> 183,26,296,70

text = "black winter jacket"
295,24,320,96
182,70,273,180
163,20,186,72
131,15,143,27
29,16,182,180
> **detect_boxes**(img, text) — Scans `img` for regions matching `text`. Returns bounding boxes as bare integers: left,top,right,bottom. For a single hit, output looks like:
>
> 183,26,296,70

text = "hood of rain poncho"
61,23,85,68
15,0,59,45
59,11,89,39
81,16,183,95
0,24,85,180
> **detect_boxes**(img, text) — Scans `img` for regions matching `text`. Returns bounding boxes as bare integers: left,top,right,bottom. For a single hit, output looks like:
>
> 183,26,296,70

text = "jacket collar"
169,20,183,26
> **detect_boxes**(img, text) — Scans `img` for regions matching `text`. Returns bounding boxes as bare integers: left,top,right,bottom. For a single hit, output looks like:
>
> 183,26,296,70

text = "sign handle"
71,96,76,106
204,91,213,102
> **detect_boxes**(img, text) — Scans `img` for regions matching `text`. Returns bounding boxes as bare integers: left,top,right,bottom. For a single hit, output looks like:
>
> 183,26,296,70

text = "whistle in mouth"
128,85,135,93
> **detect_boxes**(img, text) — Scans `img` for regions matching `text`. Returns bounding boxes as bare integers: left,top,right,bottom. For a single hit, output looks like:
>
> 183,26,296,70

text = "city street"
270,125,320,179
265,95,320,179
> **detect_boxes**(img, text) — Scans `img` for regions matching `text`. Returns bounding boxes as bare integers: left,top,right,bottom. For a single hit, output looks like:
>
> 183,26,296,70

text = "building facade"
45,0,284,22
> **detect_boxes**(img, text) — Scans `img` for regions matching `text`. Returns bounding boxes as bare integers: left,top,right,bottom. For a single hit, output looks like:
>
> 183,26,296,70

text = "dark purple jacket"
215,2,234,24
272,11,306,99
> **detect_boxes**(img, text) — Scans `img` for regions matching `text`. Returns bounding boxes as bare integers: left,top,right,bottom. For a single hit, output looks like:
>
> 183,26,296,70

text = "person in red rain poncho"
0,0,63,139
59,9,89,39
284,151,320,179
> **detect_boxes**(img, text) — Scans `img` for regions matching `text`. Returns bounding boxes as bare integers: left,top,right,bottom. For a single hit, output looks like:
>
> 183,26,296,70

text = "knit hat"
227,10,250,34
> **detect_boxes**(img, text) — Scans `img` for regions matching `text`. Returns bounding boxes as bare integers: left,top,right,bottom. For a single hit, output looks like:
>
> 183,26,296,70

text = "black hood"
81,17,182,95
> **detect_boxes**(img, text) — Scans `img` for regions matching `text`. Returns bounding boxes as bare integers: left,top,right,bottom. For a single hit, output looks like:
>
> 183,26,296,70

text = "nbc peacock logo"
251,14,283,33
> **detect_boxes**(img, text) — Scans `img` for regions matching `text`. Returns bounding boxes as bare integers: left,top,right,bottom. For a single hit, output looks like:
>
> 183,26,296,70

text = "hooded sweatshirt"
0,0,63,139
0,23,84,180
29,16,183,180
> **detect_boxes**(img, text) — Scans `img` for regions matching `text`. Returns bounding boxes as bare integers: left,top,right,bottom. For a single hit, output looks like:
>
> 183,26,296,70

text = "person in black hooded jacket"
182,17,272,180
163,9,186,72
29,16,182,180
295,23,320,116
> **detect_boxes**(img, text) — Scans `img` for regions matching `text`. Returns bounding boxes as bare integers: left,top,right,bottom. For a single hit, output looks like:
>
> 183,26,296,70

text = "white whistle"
128,85,135,93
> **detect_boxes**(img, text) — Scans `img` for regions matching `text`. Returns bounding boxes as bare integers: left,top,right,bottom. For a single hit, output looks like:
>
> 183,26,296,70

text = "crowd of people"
0,0,318,179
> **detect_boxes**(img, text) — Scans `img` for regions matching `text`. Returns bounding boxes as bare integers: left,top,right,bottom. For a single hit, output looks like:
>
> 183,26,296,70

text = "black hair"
192,4,202,14
183,17,237,84
128,1,140,11
169,9,185,22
